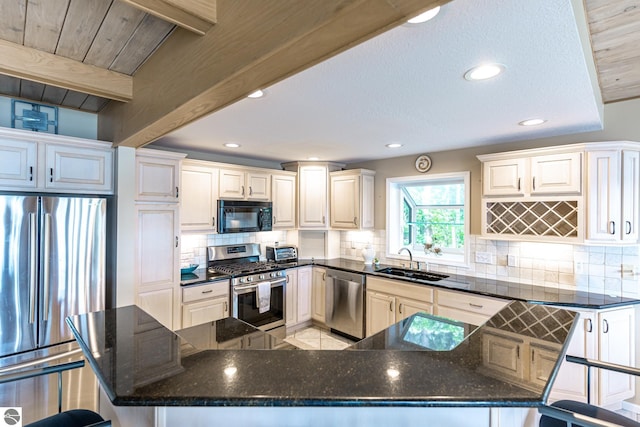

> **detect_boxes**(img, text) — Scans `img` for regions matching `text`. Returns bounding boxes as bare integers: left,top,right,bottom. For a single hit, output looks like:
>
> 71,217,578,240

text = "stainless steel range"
207,244,287,338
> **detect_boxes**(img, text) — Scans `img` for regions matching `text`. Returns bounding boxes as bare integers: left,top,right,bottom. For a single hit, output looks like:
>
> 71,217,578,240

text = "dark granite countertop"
299,258,640,309
67,302,578,407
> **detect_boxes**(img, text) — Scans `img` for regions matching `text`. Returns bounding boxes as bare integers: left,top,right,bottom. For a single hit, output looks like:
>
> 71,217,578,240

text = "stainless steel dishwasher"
325,268,365,340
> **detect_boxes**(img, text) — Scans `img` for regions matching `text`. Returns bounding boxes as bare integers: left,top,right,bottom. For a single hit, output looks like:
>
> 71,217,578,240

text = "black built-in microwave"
217,200,273,233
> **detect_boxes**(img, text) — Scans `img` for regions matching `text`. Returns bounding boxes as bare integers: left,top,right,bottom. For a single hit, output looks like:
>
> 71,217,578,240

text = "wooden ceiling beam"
0,39,132,102
99,0,448,148
119,0,216,36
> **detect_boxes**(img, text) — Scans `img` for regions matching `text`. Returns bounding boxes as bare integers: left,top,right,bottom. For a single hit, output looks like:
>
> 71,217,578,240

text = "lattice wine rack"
485,200,579,238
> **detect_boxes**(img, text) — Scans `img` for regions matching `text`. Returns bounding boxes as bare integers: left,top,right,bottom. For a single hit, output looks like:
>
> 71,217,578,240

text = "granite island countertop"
67,302,579,408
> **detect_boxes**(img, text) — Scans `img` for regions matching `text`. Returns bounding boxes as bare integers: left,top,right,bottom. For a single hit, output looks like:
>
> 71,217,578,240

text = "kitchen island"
67,301,579,427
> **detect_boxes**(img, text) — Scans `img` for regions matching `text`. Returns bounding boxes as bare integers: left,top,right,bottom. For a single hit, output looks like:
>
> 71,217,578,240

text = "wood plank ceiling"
0,0,637,136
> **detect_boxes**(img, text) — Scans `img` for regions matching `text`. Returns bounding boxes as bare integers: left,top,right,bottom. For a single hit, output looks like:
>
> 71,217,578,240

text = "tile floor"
284,326,353,350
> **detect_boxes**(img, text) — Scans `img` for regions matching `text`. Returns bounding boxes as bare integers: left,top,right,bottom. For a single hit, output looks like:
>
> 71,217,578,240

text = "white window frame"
386,171,470,268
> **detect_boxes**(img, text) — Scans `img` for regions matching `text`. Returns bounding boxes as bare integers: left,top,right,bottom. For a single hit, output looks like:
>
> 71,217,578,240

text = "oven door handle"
234,279,285,291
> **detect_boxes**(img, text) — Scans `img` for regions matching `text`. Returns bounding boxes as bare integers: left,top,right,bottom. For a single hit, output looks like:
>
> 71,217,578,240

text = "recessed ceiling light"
519,118,547,126
308,156,319,161
247,89,265,99
386,143,403,148
224,143,240,148
464,63,505,81
407,6,440,24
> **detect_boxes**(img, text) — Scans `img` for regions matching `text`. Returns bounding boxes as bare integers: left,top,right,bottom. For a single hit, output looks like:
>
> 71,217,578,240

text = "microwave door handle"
258,209,263,230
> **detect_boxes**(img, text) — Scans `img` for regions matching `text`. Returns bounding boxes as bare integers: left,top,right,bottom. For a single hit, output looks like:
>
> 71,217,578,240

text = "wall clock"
415,154,432,173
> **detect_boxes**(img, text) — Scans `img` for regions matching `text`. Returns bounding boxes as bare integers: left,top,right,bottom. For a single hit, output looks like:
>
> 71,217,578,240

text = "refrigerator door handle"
29,213,37,324
43,213,52,322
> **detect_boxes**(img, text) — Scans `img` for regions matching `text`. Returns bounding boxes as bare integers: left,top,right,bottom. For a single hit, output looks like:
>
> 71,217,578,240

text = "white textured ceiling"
152,0,603,164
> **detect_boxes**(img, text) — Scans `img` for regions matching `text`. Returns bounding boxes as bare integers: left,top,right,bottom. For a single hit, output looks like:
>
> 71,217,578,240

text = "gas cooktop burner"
211,261,282,276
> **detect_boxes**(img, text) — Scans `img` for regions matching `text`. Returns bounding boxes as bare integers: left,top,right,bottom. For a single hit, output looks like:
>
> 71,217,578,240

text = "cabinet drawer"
437,290,507,317
182,280,229,303
367,276,434,303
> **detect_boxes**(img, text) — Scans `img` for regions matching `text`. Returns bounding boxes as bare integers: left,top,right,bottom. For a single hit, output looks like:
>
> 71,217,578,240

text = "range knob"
270,272,279,278
246,276,254,282
239,277,246,284
259,274,266,280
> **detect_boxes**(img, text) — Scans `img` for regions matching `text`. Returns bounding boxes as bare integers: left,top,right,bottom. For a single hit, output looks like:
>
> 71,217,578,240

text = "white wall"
0,96,97,140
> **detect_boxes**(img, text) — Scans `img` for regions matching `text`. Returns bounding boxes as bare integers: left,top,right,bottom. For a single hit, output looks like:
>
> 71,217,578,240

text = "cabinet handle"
626,221,632,235
29,166,33,181
531,349,535,363
212,216,216,227
353,216,357,225
516,345,520,359
249,186,253,196
224,301,228,312
286,275,289,283
175,236,179,248
603,319,609,334
322,216,325,224
389,301,394,312
609,221,616,235
517,177,521,191
248,336,252,347
49,168,53,183
586,318,593,333
176,186,179,198
201,289,213,294
322,273,325,280
398,303,403,314
469,302,483,309
532,177,536,191
273,215,277,224
242,185,245,196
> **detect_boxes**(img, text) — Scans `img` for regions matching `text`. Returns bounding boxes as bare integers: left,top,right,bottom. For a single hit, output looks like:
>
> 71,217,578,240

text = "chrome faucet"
398,247,420,269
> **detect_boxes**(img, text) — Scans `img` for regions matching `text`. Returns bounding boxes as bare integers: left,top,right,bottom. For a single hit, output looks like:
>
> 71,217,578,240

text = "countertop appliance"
325,268,366,340
0,195,106,358
208,243,286,337
265,245,297,263
217,200,272,234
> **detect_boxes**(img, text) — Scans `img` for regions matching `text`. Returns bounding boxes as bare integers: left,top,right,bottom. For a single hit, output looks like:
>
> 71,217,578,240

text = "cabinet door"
182,296,229,328
397,297,433,321
219,168,246,199
366,292,395,336
530,152,582,195
361,173,375,229
0,138,37,189
136,155,180,202
137,287,175,330
330,174,359,229
481,332,524,380
530,345,562,389
312,268,326,323
587,150,621,242
46,144,113,193
285,270,298,326
598,308,635,406
482,159,525,196
246,171,271,200
549,310,597,403
272,174,296,228
181,164,218,231
621,150,640,242
299,165,328,228
297,267,312,323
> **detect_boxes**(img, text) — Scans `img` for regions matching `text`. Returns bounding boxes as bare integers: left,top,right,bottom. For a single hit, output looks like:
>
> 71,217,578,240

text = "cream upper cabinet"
181,160,219,232
0,128,113,194
586,149,639,243
272,172,296,229
0,137,37,189
282,161,344,229
329,169,375,229
136,149,184,202
219,168,271,200
481,152,581,197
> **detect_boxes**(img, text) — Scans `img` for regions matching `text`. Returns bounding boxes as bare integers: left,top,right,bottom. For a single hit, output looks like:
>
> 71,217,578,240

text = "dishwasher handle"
325,268,365,285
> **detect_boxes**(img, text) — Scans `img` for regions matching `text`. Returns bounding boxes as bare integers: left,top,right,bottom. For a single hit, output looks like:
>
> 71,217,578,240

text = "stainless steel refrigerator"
0,195,106,358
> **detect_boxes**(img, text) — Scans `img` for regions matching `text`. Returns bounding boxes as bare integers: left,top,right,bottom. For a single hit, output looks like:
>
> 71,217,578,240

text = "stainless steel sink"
374,267,448,282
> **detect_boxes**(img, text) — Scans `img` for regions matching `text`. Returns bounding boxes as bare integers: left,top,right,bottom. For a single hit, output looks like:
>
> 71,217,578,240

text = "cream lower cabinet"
181,280,230,328
180,160,219,232
550,306,635,408
365,276,434,336
286,267,312,327
135,203,180,330
435,289,508,326
311,267,326,324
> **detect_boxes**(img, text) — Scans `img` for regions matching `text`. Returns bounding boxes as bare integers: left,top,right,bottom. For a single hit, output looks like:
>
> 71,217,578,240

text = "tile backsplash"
181,229,640,298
